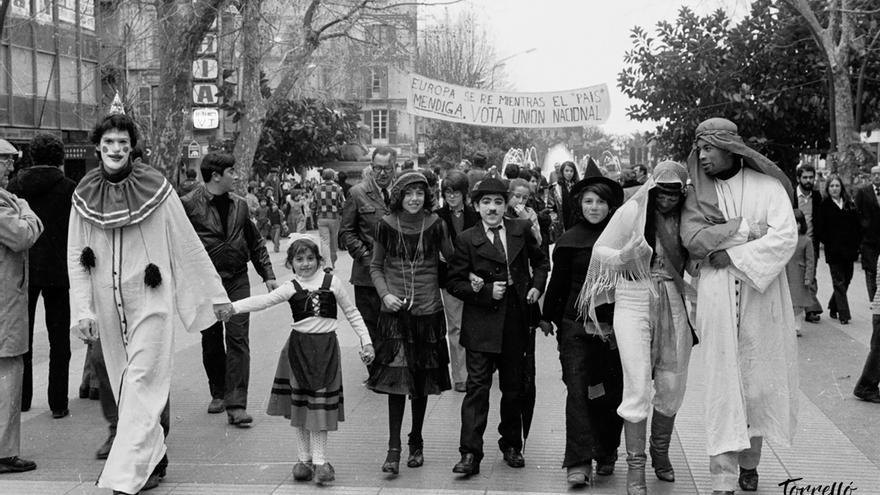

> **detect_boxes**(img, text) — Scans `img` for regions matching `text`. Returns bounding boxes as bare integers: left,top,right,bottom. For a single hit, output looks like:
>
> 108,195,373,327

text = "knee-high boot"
649,410,676,482
625,420,647,495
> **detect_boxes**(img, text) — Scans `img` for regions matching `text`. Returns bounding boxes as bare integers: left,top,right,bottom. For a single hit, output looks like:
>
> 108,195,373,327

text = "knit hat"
389,170,428,208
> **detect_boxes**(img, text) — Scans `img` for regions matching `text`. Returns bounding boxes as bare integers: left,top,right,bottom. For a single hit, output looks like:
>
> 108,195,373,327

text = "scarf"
680,118,794,259
72,159,173,229
577,178,656,327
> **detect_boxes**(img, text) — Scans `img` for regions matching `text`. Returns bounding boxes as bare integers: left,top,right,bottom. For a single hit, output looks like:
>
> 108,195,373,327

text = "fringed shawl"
577,179,658,329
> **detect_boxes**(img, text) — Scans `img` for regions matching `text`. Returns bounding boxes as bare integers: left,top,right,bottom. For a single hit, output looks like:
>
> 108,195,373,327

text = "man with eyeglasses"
0,138,43,474
340,147,398,343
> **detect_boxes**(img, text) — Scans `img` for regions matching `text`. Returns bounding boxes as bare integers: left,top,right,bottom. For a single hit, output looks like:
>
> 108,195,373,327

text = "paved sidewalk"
6,235,880,494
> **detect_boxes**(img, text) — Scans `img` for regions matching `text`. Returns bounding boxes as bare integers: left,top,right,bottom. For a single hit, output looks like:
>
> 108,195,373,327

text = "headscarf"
680,117,794,259
577,161,689,327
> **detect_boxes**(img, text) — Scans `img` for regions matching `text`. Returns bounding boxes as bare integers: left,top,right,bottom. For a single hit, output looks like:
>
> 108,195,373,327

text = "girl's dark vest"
288,273,337,321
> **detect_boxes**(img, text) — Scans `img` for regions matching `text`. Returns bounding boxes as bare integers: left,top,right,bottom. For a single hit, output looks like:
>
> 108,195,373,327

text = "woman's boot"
624,420,648,495
649,410,676,482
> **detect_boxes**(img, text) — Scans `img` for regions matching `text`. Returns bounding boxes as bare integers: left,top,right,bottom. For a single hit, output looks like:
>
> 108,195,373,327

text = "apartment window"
370,68,383,97
59,56,78,102
10,47,33,96
36,53,57,100
81,62,98,105
372,109,388,142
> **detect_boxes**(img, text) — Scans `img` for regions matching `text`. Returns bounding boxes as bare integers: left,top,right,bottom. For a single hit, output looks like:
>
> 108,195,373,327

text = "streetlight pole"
489,47,536,89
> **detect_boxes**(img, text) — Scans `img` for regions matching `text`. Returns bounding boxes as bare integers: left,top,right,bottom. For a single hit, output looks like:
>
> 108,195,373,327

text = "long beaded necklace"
396,214,425,311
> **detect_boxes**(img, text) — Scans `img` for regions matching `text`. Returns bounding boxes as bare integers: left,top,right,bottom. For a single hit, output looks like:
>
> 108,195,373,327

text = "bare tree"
415,8,498,88
230,0,456,193
152,0,225,178
783,0,878,177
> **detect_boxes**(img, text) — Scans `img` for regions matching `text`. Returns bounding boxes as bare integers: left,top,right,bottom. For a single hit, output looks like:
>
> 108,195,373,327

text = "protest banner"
405,73,610,128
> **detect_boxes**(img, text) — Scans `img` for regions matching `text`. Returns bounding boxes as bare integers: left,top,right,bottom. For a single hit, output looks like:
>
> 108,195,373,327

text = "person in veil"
579,161,697,494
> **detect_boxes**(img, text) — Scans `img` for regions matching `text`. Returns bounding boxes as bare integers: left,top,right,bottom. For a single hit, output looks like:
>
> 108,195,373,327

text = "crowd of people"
0,110,878,495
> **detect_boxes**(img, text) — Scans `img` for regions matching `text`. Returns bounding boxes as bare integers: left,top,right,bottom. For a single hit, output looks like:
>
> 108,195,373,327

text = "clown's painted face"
98,128,132,172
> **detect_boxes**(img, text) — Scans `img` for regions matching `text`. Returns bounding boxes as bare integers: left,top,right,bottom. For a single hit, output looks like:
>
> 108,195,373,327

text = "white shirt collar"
482,221,504,233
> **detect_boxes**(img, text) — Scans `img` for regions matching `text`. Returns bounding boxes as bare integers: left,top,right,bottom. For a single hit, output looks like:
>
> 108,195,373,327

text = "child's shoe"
315,462,335,483
292,461,314,481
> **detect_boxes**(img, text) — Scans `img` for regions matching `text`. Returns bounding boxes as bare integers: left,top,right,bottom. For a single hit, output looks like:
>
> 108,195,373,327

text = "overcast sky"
422,0,751,135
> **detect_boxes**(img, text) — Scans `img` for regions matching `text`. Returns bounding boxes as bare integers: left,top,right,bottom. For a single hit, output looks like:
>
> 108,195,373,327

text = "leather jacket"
339,178,390,286
181,185,275,282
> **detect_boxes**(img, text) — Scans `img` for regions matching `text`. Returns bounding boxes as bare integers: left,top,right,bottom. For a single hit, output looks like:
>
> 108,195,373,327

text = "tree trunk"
830,66,861,182
152,0,223,182
232,0,266,196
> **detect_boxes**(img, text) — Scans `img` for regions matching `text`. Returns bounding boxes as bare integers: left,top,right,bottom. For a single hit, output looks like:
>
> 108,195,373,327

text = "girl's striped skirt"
266,331,344,431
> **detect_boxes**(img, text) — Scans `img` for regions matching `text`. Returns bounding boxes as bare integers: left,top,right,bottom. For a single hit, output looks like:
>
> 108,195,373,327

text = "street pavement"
5,232,880,494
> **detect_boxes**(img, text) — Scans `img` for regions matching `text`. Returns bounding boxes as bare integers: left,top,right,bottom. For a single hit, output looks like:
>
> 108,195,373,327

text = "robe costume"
67,161,228,494
680,119,798,489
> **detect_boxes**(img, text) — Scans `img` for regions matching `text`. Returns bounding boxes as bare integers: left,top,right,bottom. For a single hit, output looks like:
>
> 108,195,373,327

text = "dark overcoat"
446,218,549,353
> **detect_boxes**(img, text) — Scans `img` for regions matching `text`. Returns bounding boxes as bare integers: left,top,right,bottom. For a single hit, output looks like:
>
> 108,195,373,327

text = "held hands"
265,279,280,292
468,272,485,292
382,294,405,312
71,318,98,343
359,343,375,365
491,281,507,300
708,250,732,269
214,303,234,322
538,320,555,336
526,288,541,304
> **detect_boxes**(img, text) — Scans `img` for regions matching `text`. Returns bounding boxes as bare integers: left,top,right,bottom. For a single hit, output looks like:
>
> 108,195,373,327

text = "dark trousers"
354,285,381,343
827,262,854,320
22,285,70,412
91,338,170,437
856,315,880,394
862,246,878,301
200,273,251,408
557,318,624,468
459,292,525,459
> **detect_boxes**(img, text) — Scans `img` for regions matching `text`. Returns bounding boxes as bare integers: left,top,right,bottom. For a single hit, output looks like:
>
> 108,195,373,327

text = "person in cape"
539,161,624,486
580,161,697,494
67,109,230,495
680,117,797,495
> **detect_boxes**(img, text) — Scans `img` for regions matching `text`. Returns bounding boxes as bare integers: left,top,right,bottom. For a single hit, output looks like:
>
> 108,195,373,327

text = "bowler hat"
470,177,508,202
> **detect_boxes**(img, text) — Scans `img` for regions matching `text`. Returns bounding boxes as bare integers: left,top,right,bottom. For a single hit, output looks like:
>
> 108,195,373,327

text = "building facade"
1,0,101,180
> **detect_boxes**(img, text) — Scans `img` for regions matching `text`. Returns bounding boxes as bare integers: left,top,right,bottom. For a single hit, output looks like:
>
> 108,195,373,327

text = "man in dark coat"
7,133,76,417
854,165,880,301
182,152,277,425
339,147,397,341
446,178,550,475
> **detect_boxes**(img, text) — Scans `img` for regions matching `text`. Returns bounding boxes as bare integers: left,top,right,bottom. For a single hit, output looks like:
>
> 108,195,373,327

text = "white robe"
68,193,228,494
694,168,798,456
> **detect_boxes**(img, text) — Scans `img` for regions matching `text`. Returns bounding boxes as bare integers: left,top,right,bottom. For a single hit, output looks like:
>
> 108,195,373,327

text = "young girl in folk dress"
227,238,374,484
367,170,453,474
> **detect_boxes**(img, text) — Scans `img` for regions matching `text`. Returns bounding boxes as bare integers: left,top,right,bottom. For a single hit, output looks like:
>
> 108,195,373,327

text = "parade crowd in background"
0,110,879,495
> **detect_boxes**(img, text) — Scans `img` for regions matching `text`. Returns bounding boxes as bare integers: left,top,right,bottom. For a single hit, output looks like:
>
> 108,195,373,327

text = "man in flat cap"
680,117,798,495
